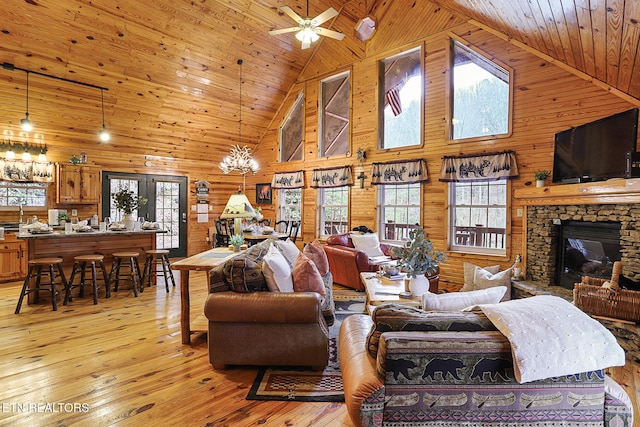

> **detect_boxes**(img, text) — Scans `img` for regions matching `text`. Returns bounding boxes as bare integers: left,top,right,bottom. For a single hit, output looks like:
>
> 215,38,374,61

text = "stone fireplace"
526,204,640,288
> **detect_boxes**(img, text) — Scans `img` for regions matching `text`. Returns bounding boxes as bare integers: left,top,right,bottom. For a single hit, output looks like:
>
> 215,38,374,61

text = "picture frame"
256,183,272,204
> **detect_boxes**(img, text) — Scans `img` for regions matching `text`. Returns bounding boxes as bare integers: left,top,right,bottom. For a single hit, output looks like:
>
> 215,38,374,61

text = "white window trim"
376,182,422,245
317,186,349,239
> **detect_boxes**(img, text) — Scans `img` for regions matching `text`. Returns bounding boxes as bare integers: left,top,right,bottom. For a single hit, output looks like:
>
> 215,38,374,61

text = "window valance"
1,159,54,183
439,150,518,182
371,159,428,185
271,170,305,189
311,166,353,188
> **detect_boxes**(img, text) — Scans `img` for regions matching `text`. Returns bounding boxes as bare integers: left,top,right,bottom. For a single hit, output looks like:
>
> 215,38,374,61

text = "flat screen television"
552,108,639,183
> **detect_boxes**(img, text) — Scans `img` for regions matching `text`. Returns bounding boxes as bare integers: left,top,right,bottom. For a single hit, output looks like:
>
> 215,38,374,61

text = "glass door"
102,172,187,258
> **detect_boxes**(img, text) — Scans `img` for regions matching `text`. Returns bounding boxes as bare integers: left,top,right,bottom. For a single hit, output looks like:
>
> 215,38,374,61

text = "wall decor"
256,183,272,204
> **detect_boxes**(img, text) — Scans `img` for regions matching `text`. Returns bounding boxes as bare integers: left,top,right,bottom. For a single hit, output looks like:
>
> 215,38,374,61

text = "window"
319,71,350,157
277,188,302,223
0,182,47,207
379,47,423,149
450,180,507,255
450,39,511,140
279,91,304,162
318,186,349,237
377,182,421,243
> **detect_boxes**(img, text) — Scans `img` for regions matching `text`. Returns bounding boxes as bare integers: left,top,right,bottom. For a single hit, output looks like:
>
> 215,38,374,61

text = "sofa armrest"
339,315,385,427
204,291,324,324
325,244,372,271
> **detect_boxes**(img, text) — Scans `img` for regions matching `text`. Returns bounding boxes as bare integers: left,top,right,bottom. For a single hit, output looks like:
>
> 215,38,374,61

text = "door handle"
182,212,187,223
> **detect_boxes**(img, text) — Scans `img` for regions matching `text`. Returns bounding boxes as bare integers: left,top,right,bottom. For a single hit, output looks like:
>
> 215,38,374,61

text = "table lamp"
219,189,256,236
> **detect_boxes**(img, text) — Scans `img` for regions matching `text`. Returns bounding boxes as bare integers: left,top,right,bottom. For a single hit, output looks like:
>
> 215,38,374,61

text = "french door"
102,172,187,258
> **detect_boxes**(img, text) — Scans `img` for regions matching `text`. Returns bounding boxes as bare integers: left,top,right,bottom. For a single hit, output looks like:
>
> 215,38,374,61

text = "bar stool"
110,252,142,297
15,257,68,314
65,254,111,305
141,249,176,292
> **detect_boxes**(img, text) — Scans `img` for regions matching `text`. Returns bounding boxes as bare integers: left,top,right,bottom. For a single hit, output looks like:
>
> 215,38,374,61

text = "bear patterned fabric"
366,304,497,358
222,257,268,293
377,330,608,426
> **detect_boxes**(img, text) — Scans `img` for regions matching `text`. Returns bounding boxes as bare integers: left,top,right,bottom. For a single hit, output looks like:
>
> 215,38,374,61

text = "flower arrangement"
391,228,447,278
229,234,245,247
112,188,148,215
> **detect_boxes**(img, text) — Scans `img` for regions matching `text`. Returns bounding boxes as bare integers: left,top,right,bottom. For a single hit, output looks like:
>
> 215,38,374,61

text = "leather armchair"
324,233,439,291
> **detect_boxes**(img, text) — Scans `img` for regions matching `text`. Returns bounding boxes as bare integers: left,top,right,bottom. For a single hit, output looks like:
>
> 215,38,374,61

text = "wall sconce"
0,140,48,161
356,147,367,188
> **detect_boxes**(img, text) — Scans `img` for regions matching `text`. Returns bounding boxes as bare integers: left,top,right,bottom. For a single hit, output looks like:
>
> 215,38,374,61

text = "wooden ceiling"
0,0,639,163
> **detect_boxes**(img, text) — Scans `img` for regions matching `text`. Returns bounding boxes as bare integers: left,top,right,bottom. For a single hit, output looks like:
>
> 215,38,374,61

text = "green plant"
58,211,70,222
391,228,447,278
229,234,245,247
112,188,148,215
534,170,551,181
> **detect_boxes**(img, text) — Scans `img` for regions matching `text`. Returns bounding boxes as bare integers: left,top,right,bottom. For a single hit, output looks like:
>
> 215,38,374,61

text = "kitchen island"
18,229,166,271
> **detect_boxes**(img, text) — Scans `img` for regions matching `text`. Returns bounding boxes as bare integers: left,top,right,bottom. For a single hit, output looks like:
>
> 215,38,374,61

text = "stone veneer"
523,203,640,363
526,203,640,284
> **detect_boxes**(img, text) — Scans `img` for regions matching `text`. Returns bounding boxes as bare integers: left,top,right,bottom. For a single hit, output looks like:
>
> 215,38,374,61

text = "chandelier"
218,144,259,175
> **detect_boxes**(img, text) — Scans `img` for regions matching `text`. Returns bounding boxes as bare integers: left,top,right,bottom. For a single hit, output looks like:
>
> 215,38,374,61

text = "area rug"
246,289,366,402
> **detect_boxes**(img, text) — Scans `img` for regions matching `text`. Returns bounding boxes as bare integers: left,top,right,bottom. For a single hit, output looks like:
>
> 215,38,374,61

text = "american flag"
386,85,402,116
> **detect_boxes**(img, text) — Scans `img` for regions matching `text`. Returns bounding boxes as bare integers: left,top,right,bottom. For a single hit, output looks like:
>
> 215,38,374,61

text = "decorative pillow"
223,257,268,293
366,303,497,358
302,240,329,275
350,232,385,258
473,267,513,301
262,244,294,292
274,238,300,267
422,286,507,311
292,253,326,297
461,262,500,291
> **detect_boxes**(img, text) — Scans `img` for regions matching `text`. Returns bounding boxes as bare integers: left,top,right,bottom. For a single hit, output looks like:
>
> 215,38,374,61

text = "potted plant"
391,227,447,296
58,211,69,225
229,234,245,252
112,189,148,229
534,170,551,188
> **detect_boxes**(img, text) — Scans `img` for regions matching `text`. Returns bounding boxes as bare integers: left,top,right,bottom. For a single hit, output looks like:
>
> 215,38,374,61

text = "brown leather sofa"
324,233,439,291
203,239,333,370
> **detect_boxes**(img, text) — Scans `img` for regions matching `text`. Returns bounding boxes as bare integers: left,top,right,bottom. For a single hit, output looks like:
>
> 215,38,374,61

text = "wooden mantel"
513,178,640,206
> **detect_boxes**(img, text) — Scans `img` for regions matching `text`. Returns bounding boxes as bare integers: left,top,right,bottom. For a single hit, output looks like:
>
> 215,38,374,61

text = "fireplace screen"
556,221,621,289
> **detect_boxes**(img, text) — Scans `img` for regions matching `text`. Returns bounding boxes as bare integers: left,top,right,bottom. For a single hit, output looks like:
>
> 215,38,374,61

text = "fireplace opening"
555,221,621,289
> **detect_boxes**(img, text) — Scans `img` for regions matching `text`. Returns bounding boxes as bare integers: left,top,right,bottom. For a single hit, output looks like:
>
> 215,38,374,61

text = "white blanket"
478,295,625,383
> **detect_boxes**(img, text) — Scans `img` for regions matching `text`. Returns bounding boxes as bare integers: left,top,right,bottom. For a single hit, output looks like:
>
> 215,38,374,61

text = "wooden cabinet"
0,235,26,281
57,164,102,204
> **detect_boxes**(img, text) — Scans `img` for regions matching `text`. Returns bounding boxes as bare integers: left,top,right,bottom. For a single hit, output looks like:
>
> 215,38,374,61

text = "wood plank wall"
250,5,638,287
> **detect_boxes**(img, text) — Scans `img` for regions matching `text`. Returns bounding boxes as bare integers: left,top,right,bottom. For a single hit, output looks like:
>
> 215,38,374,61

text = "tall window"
279,91,304,162
319,71,350,157
277,188,302,223
0,182,47,207
377,183,421,243
450,180,507,255
450,39,511,140
319,186,349,237
379,47,423,149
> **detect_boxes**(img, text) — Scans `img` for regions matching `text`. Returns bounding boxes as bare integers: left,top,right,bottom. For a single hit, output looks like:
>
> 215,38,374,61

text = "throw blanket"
478,295,625,383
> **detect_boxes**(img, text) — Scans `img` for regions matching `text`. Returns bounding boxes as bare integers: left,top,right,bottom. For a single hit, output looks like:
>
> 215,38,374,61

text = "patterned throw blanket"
477,295,625,383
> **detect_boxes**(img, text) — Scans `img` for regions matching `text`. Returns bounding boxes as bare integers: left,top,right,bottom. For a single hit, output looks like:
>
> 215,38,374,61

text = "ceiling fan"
269,1,345,49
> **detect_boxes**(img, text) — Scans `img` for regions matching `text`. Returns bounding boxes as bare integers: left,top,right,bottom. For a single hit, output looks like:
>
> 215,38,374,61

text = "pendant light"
98,88,110,142
20,71,33,132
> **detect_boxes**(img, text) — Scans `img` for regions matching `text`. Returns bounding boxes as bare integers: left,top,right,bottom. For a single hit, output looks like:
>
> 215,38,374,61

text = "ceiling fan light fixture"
295,26,319,43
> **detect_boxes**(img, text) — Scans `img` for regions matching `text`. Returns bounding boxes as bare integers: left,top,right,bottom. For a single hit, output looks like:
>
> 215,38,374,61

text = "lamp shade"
220,191,256,219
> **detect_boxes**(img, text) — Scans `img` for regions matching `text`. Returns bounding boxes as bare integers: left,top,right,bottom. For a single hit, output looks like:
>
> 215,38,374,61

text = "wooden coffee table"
360,272,421,313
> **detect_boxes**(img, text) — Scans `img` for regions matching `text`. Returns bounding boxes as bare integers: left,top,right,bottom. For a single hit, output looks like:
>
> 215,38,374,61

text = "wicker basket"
573,262,640,323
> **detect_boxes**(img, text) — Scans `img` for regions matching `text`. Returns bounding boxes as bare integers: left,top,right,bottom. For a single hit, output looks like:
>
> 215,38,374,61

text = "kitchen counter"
17,229,165,239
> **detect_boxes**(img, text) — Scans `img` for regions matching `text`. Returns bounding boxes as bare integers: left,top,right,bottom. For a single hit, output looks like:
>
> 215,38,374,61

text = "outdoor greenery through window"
451,39,510,140
379,47,422,149
319,71,350,157
279,91,304,162
378,183,421,243
277,188,302,225
319,186,348,237
0,182,47,207
450,180,507,254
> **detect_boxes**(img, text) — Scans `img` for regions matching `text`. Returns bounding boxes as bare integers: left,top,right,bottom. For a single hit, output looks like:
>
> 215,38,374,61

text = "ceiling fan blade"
312,7,338,25
315,27,345,40
269,27,301,36
280,6,303,24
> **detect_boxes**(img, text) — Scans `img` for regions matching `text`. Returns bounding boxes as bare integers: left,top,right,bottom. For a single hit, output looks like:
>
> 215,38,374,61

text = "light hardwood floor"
0,273,637,426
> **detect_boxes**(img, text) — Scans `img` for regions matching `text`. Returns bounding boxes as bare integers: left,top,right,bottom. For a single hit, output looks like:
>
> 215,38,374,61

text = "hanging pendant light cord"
238,59,242,145
25,71,29,116
101,88,105,126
